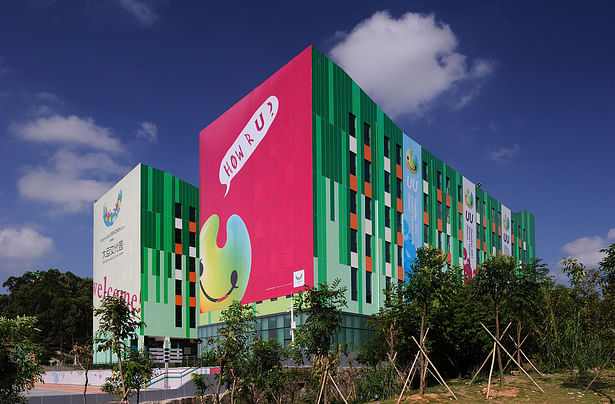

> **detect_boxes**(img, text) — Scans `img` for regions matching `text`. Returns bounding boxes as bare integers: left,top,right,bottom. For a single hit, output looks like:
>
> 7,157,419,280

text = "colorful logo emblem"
504,215,510,231
464,188,474,210
405,149,418,175
199,214,252,313
103,190,122,227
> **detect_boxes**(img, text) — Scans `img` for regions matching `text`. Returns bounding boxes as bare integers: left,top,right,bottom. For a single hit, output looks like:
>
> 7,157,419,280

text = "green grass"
370,371,615,403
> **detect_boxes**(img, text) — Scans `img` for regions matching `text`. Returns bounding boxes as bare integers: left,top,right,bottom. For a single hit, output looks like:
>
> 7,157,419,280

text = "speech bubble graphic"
219,95,279,196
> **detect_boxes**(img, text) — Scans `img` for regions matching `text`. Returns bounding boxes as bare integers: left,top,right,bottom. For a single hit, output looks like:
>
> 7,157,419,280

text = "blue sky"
0,0,613,284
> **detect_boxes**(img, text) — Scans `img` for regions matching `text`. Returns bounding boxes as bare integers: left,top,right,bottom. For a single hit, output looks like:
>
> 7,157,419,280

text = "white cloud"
115,0,158,26
35,91,61,104
136,121,157,143
488,144,520,162
561,228,615,268
9,114,121,152
0,226,53,260
329,10,494,118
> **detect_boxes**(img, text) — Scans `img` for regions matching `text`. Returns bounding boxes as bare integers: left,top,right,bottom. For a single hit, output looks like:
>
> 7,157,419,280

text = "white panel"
351,252,358,268
175,269,182,281
385,227,392,242
446,223,451,235
384,156,391,173
384,192,391,207
423,180,429,194
189,246,196,257
476,214,480,225
349,136,357,153
364,219,372,235
492,247,496,255
385,262,392,277
462,177,477,279
524,241,527,250
175,217,182,229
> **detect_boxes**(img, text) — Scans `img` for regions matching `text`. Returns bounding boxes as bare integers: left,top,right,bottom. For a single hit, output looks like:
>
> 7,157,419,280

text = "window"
189,206,196,222
424,224,429,244
350,190,357,213
457,185,462,201
398,246,403,265
446,206,450,224
386,277,391,294
365,199,372,220
491,208,495,223
423,162,428,181
175,306,182,327
396,212,401,231
384,136,390,158
175,254,181,269
384,172,390,192
364,160,371,183
189,307,196,329
447,235,450,251
366,272,372,304
350,229,357,252
437,171,442,189
349,113,356,137
189,232,195,247
351,268,358,301
437,201,442,220
458,213,462,229
396,144,402,164
437,231,442,249
175,228,182,244
365,235,372,257
175,279,182,295
497,212,501,226
189,282,195,298
363,122,370,145
349,152,356,174
175,202,182,218
385,241,391,263
385,206,391,228
446,177,450,194
396,178,402,196
424,194,428,212
483,201,486,217
189,258,195,272
459,241,463,257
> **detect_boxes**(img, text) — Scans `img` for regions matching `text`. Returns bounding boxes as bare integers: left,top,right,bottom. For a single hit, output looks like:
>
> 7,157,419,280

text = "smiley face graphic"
199,214,251,313
464,188,474,210
405,149,417,175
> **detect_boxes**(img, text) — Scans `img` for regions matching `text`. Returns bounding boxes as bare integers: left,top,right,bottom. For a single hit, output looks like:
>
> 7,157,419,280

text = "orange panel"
349,174,358,191
446,194,451,207
483,216,487,228
366,256,373,272
397,266,404,280
189,297,196,308
498,226,502,236
437,218,442,232
365,182,372,198
483,241,487,252
189,271,196,282
437,189,442,202
175,243,182,255
447,252,452,264
396,164,402,179
364,144,372,162
175,295,182,305
397,232,403,245
189,222,196,232
350,213,358,230
424,211,429,225
477,264,481,271
458,201,462,214
397,197,403,213
477,238,481,249
492,222,496,233
511,234,515,244
458,229,463,241
498,250,502,256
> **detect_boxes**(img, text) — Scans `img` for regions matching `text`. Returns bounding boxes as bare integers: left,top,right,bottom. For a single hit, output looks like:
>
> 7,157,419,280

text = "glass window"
423,162,428,181
446,206,450,224
396,144,402,164
175,228,182,243
189,206,196,222
175,306,182,327
437,231,442,249
446,177,450,194
350,190,357,213
459,241,463,257
385,241,391,263
396,178,402,196
384,172,390,192
175,202,182,218
363,123,370,145
189,232,195,247
349,152,356,174
365,199,372,220
364,160,371,183
350,229,357,252
459,213,462,229
384,136,390,158
424,194,428,212
437,171,442,189
398,246,402,264
457,185,462,201
396,212,401,231
424,224,429,244
437,201,442,220
385,206,391,228
349,113,356,137
365,235,372,257
366,272,372,304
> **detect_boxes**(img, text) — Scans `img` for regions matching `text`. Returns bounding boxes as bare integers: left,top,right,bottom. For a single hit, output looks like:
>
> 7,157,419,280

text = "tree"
248,338,287,403
102,349,154,404
201,300,256,404
71,341,93,404
94,295,144,402
293,279,347,403
473,254,516,387
0,316,43,403
505,259,549,368
403,246,461,395
599,243,615,295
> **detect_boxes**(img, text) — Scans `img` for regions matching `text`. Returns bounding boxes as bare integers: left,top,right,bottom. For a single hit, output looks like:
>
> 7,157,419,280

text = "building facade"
93,163,200,364
198,46,535,348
